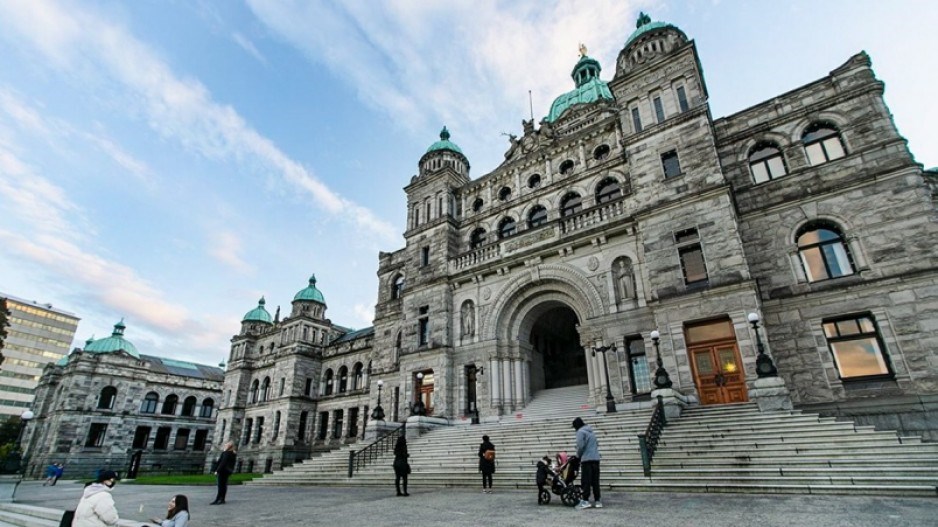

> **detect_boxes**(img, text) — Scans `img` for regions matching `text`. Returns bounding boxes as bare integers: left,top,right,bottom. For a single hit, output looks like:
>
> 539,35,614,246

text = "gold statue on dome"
579,43,588,57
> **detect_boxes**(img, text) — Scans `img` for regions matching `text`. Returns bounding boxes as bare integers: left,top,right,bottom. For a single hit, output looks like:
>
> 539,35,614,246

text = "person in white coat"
73,470,120,527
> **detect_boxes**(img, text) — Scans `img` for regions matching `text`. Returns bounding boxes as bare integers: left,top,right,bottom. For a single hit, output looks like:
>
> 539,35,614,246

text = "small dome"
425,126,464,155
624,12,680,49
83,320,140,359
294,274,326,303
55,354,70,366
545,51,614,123
242,297,273,324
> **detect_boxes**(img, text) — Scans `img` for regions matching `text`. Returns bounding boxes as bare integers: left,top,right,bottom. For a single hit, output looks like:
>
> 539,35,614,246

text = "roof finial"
258,296,266,306
636,11,651,28
309,274,317,285
440,126,450,141
578,43,588,57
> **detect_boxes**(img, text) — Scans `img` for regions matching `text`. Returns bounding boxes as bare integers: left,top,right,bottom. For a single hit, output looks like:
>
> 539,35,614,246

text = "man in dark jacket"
211,441,237,505
573,417,602,509
477,435,496,493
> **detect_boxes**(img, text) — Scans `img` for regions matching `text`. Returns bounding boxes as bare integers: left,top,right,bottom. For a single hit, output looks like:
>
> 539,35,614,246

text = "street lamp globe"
650,330,660,340
416,372,424,381
747,312,760,324
20,410,34,422
376,379,384,387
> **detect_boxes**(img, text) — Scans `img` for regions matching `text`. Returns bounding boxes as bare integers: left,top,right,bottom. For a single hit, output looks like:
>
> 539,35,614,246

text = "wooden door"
690,342,748,405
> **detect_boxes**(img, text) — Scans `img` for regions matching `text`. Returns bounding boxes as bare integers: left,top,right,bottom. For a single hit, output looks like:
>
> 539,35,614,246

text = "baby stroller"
536,452,582,506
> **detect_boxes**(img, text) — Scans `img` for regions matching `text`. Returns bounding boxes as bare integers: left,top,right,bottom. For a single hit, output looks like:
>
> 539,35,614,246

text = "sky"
1,0,936,367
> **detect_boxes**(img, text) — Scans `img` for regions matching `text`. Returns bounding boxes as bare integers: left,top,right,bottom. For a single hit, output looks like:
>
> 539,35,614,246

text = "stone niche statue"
613,257,635,303
461,301,475,337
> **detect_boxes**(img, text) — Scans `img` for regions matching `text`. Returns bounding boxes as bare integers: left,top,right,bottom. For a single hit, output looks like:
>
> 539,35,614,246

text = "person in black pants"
478,435,495,493
393,435,410,496
211,441,237,505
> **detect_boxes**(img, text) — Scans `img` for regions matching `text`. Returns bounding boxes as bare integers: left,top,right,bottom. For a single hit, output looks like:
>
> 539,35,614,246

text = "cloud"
352,302,375,328
247,0,642,171
82,131,155,186
207,230,254,275
232,32,267,64
0,0,397,242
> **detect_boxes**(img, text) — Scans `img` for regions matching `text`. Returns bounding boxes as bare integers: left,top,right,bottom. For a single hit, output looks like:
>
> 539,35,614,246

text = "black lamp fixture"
370,380,385,421
412,373,427,416
16,409,33,476
748,312,778,378
650,330,673,389
591,342,618,413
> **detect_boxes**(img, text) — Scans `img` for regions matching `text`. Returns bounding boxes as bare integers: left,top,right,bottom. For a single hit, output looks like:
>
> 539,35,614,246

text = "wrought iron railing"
637,395,666,477
347,423,405,478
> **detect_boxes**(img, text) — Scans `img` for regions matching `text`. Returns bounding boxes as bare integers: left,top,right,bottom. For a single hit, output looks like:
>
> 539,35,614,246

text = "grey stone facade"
24,334,223,478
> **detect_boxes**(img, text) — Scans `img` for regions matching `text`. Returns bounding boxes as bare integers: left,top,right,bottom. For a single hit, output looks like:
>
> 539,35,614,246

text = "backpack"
484,449,495,462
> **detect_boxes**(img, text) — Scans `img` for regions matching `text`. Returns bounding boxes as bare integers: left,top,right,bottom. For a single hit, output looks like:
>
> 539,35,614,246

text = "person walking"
73,470,120,527
52,463,65,485
43,463,57,486
211,441,237,505
393,435,410,496
150,494,190,527
572,417,602,509
478,434,496,493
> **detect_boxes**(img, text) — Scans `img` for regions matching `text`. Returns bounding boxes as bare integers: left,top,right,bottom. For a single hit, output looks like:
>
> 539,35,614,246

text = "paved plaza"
11,480,937,527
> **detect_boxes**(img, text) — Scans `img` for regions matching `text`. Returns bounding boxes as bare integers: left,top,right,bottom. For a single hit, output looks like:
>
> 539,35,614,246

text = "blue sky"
1,0,935,367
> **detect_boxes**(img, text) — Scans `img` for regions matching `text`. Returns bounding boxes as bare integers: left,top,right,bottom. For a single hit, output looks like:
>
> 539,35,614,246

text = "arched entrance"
527,304,587,389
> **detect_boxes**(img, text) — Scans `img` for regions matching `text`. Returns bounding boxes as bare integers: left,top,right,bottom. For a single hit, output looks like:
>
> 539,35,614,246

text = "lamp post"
650,331,673,389
412,373,427,416
748,313,778,377
17,410,33,476
591,343,618,413
370,380,385,421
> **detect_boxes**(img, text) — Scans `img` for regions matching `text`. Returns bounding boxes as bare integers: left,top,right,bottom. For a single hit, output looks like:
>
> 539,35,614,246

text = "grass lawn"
125,473,261,485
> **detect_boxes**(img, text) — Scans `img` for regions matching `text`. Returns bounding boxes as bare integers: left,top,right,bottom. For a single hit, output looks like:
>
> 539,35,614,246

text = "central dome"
294,274,326,303
425,126,463,155
83,320,140,359
242,297,273,324
545,50,614,123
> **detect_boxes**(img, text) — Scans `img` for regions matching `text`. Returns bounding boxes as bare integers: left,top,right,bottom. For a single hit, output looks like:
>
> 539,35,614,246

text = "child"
536,456,552,504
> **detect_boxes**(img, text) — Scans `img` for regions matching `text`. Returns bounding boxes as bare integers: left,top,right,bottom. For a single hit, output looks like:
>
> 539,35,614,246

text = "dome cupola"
418,127,470,177
545,44,615,123
293,274,326,304
242,297,273,324
617,13,688,76
83,319,140,359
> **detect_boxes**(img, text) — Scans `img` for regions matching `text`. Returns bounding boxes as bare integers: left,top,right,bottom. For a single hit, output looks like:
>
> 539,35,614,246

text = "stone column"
489,358,501,410
501,359,513,411
584,348,595,397
749,377,794,412
513,360,524,409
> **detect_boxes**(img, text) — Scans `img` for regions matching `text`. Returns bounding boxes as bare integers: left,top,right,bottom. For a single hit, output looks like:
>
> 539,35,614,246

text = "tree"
0,297,9,367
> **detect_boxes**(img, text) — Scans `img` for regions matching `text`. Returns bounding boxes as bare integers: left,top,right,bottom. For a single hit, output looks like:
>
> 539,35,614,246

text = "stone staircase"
0,503,140,527
248,388,938,497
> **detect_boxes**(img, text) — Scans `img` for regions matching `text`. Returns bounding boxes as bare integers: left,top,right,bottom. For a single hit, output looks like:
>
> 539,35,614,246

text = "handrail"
637,395,666,477
347,423,406,478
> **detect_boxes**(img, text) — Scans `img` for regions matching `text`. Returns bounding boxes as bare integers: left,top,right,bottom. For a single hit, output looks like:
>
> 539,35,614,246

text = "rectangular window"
154,427,171,450
297,411,308,442
631,106,642,133
193,429,208,451
823,314,892,379
174,428,190,450
272,411,281,440
86,423,108,447
279,378,285,396
317,412,328,440
421,246,430,267
304,378,312,396
332,409,344,439
242,419,252,446
626,338,653,395
254,416,264,444
679,245,708,285
132,426,151,449
418,305,430,346
676,86,689,112
662,150,682,178
348,407,360,438
653,96,665,123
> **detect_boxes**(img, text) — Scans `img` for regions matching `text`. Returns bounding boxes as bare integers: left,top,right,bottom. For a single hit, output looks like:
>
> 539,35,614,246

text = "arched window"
527,174,542,188
797,222,855,282
560,193,582,217
261,377,271,402
251,380,259,403
338,366,348,393
391,274,404,300
97,386,117,410
161,394,178,415
200,398,214,418
498,217,517,239
470,228,487,249
559,159,575,175
472,198,484,212
181,396,197,416
352,362,364,390
323,369,334,396
528,205,548,228
595,178,622,204
593,144,611,161
803,122,846,166
141,392,158,414
749,142,787,183
498,186,512,201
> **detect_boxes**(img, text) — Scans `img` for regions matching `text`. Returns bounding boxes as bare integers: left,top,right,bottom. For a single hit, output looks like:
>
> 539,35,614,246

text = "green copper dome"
242,297,273,324
624,12,679,49
546,53,614,123
425,127,464,155
83,320,140,359
294,274,326,303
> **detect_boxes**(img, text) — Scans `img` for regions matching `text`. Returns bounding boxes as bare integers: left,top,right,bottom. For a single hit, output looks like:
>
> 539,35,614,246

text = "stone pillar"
501,359,513,411
584,348,595,397
523,361,531,405
651,388,691,419
513,360,524,408
489,358,501,410
749,376,794,412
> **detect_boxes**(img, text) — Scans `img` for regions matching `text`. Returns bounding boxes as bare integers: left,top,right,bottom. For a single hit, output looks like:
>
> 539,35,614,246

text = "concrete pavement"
11,479,936,526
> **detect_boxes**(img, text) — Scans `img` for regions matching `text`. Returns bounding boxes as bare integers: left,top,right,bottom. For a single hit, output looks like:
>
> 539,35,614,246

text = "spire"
440,126,450,141
274,305,281,324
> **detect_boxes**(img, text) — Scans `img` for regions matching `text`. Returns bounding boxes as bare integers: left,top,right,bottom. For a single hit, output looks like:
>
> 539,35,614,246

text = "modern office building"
0,293,79,419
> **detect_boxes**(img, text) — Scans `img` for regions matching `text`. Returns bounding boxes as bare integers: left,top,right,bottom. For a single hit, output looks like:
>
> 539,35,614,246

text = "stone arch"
482,263,604,342
789,112,850,145
735,131,791,167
